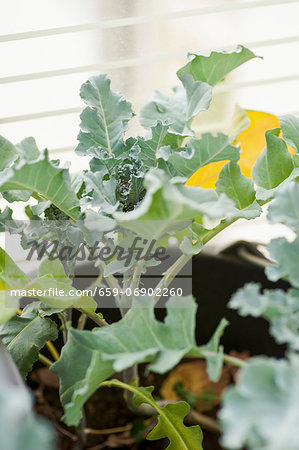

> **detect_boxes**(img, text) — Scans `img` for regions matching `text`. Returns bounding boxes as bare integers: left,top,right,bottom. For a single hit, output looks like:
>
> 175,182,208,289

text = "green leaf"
15,137,40,162
113,169,236,239
0,291,17,325
0,386,55,450
266,236,299,289
140,77,212,137
255,166,299,202
0,136,18,170
26,259,97,310
268,181,299,231
51,295,225,425
76,75,134,156
229,283,299,350
0,246,30,290
196,318,229,381
294,153,299,167
101,379,203,450
83,170,119,213
177,46,259,86
252,130,294,191
0,150,80,219
168,133,240,179
220,356,299,450
0,303,58,378
136,121,171,169
216,161,256,209
0,206,24,233
179,236,203,256
279,114,299,152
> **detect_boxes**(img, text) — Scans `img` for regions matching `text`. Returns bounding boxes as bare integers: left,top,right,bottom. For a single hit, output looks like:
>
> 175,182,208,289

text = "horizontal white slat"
0,0,299,43
0,107,82,124
1,33,299,86
1,72,299,125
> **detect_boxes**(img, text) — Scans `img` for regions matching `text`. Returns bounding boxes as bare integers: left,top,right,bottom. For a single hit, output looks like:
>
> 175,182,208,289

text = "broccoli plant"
0,46,298,449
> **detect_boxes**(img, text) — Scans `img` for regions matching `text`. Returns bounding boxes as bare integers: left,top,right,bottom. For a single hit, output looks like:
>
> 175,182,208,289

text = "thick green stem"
154,217,237,302
38,353,53,367
187,350,247,368
76,308,108,327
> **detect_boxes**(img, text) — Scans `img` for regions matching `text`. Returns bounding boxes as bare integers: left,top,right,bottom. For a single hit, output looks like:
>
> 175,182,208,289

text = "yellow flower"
186,110,293,189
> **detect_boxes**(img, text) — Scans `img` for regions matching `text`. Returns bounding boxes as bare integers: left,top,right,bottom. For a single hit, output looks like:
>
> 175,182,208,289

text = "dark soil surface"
29,365,222,450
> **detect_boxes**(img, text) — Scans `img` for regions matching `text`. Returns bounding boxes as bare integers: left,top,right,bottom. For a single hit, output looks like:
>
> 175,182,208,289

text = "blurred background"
0,0,298,247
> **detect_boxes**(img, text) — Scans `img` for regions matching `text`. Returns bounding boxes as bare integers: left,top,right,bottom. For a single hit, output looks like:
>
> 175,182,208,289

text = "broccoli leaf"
168,133,240,179
0,386,55,450
140,77,212,138
0,303,58,378
0,150,80,219
220,356,299,450
52,296,226,425
216,161,257,209
101,379,203,450
279,115,299,152
252,129,294,198
177,45,259,86
76,75,134,156
268,181,299,231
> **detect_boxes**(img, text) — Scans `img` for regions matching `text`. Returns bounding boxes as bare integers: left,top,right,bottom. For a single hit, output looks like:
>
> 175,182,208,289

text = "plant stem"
77,312,87,330
222,353,247,368
38,353,53,367
189,409,221,434
58,312,68,344
76,308,108,327
84,424,132,435
45,341,60,361
154,253,191,302
186,351,247,368
122,364,141,413
154,218,237,302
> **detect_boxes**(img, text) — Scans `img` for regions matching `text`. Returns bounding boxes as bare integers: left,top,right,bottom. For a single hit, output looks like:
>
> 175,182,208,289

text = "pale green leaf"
0,136,18,171
83,170,119,213
268,181,299,231
0,246,30,290
0,206,24,233
0,150,80,219
179,236,203,256
51,295,226,425
220,356,299,450
26,259,97,310
177,46,259,86
279,114,299,152
0,386,55,450
0,291,17,325
76,75,133,156
15,137,40,162
140,77,212,137
113,169,236,239
216,161,256,209
196,318,229,381
229,283,299,350
252,130,294,191
136,121,171,169
266,237,299,289
168,133,240,179
255,167,299,202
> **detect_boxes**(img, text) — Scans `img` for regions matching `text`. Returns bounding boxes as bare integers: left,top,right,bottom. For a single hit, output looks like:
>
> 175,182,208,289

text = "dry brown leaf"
160,360,231,413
